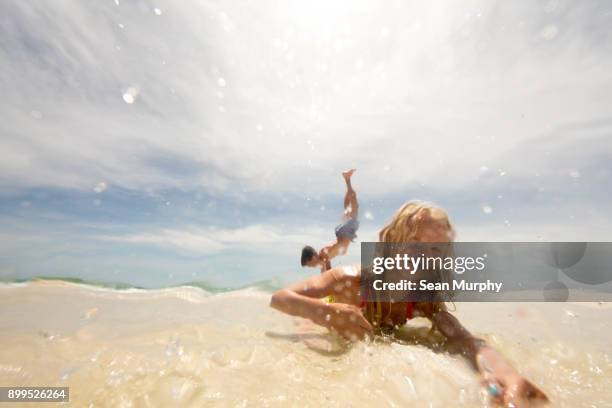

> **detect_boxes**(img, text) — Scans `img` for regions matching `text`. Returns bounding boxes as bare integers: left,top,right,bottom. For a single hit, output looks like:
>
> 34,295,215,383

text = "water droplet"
153,7,162,15
364,211,374,220
481,204,493,214
217,77,226,87
122,87,139,104
93,181,108,193
541,24,558,40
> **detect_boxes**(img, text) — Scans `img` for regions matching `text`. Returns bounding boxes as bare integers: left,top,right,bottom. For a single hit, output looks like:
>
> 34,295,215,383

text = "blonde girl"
271,201,548,407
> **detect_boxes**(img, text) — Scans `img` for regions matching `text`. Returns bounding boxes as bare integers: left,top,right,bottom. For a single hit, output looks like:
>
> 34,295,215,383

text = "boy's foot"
342,169,356,181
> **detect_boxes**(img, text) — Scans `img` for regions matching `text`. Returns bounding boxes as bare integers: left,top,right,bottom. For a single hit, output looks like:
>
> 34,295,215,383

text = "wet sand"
0,281,610,407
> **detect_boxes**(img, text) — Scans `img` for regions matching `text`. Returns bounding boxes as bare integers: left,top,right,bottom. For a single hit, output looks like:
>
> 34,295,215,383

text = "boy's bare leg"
342,169,358,219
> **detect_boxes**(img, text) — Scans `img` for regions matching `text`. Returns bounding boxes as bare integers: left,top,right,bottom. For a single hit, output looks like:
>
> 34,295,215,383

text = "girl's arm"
270,268,373,339
431,309,548,406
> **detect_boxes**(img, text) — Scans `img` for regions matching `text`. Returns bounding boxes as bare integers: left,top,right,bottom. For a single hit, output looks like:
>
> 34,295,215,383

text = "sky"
0,0,611,288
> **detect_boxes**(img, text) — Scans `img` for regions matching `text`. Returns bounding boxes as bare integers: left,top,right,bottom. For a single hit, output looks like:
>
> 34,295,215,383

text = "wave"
0,275,283,293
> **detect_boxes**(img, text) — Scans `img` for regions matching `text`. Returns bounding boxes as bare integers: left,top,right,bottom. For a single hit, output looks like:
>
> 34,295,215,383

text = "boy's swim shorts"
334,217,359,241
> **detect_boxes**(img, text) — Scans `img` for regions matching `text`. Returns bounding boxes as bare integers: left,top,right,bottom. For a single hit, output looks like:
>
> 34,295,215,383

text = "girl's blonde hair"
364,201,456,324
378,200,456,243
376,201,457,311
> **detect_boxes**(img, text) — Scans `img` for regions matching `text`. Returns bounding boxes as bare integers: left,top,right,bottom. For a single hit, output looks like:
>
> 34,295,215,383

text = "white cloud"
454,198,612,241
0,0,611,196
97,224,330,256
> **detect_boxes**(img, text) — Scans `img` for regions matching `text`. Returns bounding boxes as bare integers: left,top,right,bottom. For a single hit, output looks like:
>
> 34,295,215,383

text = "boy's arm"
319,238,350,263
320,257,332,273
431,310,548,406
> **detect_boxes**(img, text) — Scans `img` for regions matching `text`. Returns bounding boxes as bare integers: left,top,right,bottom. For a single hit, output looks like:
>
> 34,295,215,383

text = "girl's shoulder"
331,264,361,280
327,264,362,306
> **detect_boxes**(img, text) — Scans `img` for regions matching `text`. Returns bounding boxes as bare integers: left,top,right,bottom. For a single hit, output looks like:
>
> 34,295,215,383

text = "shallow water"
0,282,610,407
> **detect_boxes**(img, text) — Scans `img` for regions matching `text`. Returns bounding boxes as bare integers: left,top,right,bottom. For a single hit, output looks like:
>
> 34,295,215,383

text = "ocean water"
0,281,610,407
0,275,284,293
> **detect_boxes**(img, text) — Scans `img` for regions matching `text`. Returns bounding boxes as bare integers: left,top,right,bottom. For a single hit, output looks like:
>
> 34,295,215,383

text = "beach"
0,280,610,407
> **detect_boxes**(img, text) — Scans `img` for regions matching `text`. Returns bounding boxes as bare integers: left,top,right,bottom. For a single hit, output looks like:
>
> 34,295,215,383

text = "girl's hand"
323,303,373,340
477,346,549,407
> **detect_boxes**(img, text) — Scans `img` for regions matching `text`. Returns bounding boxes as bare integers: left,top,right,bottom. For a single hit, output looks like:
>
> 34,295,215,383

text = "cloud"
456,210,612,242
97,224,330,256
1,0,611,196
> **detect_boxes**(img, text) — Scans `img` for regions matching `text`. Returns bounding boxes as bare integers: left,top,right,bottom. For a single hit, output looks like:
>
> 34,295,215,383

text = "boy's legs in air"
332,169,359,255
341,169,358,221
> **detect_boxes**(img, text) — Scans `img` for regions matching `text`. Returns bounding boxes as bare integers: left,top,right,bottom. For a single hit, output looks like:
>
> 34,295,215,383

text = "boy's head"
300,245,320,267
